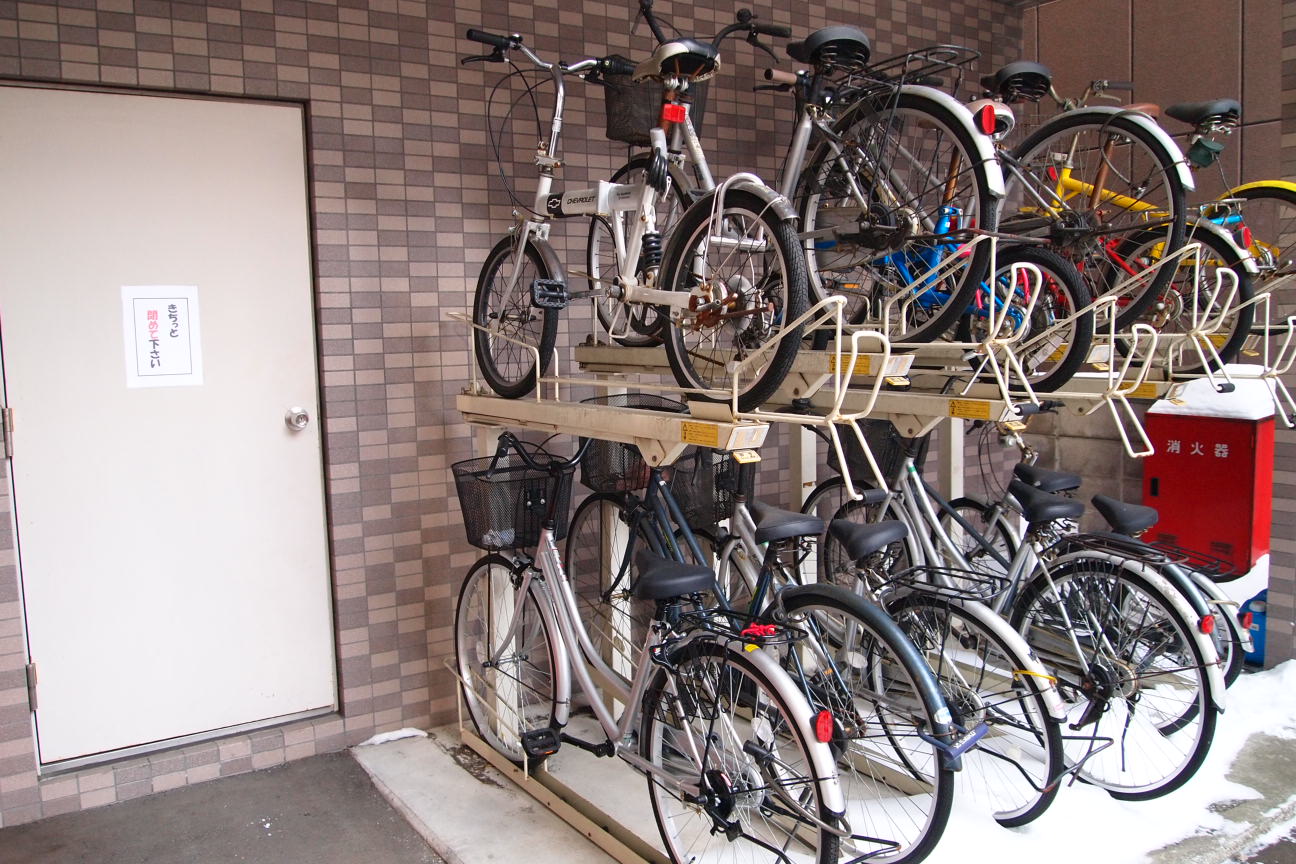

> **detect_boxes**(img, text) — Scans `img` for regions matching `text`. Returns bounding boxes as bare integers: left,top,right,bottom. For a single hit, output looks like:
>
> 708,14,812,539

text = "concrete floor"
0,751,442,864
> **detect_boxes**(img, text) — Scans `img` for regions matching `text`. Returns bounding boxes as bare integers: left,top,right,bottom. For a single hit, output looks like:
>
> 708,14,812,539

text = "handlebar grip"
602,56,637,76
1100,79,1135,91
764,68,799,84
466,28,513,49
754,22,792,37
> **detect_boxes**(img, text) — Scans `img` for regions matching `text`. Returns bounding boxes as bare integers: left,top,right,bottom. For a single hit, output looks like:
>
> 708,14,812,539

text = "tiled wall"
0,0,1022,827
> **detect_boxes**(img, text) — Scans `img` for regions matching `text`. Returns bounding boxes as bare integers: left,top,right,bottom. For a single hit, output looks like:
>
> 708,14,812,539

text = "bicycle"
804,419,1225,800
463,28,807,411
452,430,844,863
561,398,960,864
592,4,1006,349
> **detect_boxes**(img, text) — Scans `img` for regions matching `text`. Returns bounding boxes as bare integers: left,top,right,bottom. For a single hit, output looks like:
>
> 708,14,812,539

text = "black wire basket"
578,394,688,493
827,420,907,486
669,447,756,532
452,449,575,551
603,58,708,146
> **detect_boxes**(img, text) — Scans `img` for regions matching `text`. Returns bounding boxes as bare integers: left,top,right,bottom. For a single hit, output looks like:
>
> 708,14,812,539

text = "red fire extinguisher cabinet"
1142,412,1274,574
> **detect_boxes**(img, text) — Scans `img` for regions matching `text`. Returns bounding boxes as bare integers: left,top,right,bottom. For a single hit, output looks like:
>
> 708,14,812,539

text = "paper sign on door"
121,286,204,388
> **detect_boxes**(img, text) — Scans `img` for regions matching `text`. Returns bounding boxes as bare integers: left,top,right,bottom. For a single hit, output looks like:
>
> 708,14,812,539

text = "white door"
0,85,335,764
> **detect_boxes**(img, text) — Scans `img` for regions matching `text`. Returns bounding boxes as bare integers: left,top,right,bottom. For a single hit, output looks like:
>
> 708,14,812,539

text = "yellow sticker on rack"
949,399,992,420
1046,342,1070,364
1124,381,1159,400
827,354,872,376
1209,333,1229,348
731,449,761,464
681,421,720,448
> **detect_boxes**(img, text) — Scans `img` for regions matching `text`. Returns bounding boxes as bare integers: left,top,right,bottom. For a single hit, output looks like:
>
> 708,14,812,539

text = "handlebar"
462,28,629,78
1013,399,1064,416
488,431,591,476
466,28,515,50
764,68,800,85
638,0,789,58
1094,79,1135,92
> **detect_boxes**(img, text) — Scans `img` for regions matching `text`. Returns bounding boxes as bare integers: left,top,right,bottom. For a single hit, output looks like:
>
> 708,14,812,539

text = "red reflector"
1199,614,1216,636
1242,226,1254,249
1046,166,1058,182
978,104,996,135
814,710,834,743
1240,611,1254,630
660,103,686,124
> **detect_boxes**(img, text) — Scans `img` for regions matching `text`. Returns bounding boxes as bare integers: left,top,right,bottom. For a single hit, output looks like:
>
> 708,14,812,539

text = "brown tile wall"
1019,0,1293,660
0,0,1023,828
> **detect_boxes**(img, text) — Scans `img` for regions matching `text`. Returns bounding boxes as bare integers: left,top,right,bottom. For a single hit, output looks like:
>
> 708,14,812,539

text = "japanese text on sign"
121,286,204,388
1164,439,1229,458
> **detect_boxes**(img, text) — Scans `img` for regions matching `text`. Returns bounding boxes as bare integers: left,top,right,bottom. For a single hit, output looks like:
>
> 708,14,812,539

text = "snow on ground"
357,728,429,747
922,662,1296,864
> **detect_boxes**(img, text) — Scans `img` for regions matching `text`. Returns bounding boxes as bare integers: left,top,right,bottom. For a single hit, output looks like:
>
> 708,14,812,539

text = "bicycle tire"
1111,224,1254,373
640,638,841,864
586,156,688,347
1228,183,1296,296
887,593,1065,827
797,90,1000,341
774,584,955,864
1010,557,1217,800
660,188,809,411
472,234,560,399
1007,111,1187,328
954,244,1095,393
454,554,559,770
803,477,919,584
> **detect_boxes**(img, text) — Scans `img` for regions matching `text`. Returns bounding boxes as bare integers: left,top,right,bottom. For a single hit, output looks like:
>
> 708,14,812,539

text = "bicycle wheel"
1112,225,1254,373
660,189,808,412
587,156,689,347
473,234,560,399
1226,183,1296,293
775,586,954,864
939,497,1018,578
640,639,841,864
454,554,558,768
888,594,1064,827
798,90,1000,341
1007,111,1187,327
954,244,1094,393
805,479,919,585
1010,558,1216,800
565,493,655,675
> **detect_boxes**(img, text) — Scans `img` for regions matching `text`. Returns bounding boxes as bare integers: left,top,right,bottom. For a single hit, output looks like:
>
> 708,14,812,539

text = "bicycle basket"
578,393,688,493
603,61,708,146
827,420,906,486
452,449,575,551
669,447,756,532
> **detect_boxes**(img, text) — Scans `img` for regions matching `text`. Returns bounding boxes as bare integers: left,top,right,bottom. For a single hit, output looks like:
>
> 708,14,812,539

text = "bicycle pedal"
531,278,569,309
520,727,561,758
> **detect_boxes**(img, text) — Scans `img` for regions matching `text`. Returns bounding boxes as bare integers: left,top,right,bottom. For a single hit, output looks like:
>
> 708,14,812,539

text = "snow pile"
1149,365,1277,420
356,727,429,747
924,662,1296,864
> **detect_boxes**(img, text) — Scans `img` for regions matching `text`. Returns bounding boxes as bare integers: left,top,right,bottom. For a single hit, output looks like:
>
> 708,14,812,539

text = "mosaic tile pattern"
0,0,1021,826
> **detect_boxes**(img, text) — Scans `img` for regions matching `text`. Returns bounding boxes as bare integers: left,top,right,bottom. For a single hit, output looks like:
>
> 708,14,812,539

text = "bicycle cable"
484,63,549,218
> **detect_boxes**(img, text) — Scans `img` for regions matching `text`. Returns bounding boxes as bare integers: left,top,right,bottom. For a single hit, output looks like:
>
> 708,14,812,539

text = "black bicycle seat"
1007,479,1084,525
1091,495,1158,536
632,550,715,600
635,38,720,83
786,25,871,72
828,519,908,563
1013,463,1081,493
980,60,1052,103
1165,99,1241,127
751,500,825,544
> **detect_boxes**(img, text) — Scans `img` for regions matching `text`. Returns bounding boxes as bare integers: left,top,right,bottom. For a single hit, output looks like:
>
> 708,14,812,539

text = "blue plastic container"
1243,590,1267,666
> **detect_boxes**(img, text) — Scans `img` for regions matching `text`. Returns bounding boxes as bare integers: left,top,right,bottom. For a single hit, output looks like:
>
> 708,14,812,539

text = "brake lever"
460,50,504,65
753,83,790,93
747,32,777,60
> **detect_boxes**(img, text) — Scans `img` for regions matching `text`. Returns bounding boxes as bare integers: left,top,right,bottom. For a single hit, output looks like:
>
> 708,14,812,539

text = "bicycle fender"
1189,570,1255,653
897,85,1006,199
706,181,799,223
728,638,847,816
1045,105,1195,193
952,598,1069,722
1189,218,1259,274
524,233,569,287
779,583,955,739
1226,180,1296,198
1046,549,1227,710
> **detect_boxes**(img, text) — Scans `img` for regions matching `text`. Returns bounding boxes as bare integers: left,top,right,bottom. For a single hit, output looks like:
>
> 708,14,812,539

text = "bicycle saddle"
634,38,719,84
1007,479,1084,525
1090,494,1158,536
1164,98,1241,127
980,60,1051,103
632,549,715,600
786,25,871,72
828,519,908,563
750,500,825,544
1012,462,1081,494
